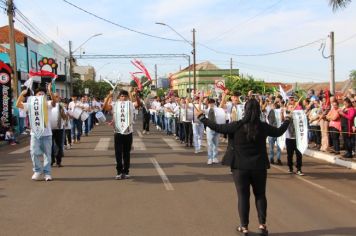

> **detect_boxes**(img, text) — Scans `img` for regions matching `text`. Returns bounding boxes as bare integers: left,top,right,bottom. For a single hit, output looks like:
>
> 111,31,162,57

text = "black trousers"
342,133,353,157
286,138,303,171
311,125,321,145
143,113,150,131
232,169,267,227
183,122,193,145
114,133,133,175
64,129,72,145
52,129,64,165
329,127,340,152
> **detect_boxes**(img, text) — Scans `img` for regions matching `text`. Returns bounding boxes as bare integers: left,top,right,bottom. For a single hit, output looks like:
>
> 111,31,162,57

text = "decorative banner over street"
0,60,12,126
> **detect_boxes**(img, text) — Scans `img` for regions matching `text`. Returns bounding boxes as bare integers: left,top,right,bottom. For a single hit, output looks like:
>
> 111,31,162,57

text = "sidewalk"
0,133,29,148
305,149,356,170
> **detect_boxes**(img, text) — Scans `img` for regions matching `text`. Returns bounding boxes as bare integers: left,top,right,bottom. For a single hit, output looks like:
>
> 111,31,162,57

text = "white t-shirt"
50,103,64,129
19,108,27,118
23,100,53,136
164,103,174,118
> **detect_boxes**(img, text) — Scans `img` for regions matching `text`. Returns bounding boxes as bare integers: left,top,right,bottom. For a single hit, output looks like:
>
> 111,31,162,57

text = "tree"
223,75,274,95
329,0,352,11
71,79,112,100
350,70,356,90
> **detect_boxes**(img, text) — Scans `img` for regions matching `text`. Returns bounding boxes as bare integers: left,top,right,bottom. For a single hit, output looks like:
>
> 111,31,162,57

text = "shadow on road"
272,227,356,235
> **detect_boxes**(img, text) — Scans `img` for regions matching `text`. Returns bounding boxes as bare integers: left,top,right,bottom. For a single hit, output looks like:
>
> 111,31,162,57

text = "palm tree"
329,0,352,11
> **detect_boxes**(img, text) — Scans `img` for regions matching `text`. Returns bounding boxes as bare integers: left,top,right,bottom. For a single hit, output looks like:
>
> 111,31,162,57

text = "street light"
72,33,103,54
68,33,103,95
155,22,196,97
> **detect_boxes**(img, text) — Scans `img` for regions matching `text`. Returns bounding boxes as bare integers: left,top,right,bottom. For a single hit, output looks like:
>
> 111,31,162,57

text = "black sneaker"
296,170,305,176
270,159,275,165
277,159,283,166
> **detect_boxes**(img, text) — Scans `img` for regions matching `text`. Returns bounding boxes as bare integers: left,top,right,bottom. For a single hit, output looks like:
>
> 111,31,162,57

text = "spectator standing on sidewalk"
308,98,322,149
319,96,331,152
326,100,341,154
339,97,356,158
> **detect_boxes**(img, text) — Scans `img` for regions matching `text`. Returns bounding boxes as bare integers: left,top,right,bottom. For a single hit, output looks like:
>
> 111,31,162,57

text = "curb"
305,149,356,170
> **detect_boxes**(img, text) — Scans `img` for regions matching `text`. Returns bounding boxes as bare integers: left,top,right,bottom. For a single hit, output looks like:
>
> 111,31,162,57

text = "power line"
197,38,325,57
208,0,283,42
336,32,356,45
62,0,184,43
15,8,52,43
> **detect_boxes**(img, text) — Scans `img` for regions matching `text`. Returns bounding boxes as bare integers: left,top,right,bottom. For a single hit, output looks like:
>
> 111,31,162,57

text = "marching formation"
13,80,356,236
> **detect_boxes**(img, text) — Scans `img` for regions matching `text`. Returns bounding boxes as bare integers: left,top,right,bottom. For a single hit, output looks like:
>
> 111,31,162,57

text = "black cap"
118,90,129,97
34,87,46,95
208,98,215,104
231,91,241,97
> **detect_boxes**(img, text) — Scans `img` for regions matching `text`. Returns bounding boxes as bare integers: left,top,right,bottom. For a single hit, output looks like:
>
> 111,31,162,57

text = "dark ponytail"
241,99,261,142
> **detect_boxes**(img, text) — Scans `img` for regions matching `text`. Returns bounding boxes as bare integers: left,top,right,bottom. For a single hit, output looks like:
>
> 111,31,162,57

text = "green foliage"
156,88,168,98
72,79,112,100
223,75,274,95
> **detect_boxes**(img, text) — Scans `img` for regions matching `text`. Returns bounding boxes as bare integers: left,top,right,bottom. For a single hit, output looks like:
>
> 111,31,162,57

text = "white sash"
274,109,286,150
293,110,309,154
114,101,131,133
237,104,245,121
28,96,46,139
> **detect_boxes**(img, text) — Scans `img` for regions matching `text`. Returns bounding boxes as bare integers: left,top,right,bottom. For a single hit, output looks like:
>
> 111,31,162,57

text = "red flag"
29,70,57,78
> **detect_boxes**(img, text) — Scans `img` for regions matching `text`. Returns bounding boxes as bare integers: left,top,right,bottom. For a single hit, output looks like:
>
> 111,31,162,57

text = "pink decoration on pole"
130,72,142,91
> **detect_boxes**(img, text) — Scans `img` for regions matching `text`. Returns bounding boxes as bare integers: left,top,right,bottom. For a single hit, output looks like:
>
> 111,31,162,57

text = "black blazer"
201,117,290,170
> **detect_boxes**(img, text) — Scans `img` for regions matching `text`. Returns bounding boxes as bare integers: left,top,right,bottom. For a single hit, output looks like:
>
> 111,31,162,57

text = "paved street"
1,119,356,236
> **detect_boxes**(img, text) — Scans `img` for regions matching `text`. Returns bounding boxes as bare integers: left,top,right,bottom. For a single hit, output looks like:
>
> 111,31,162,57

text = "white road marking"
162,137,185,151
132,138,146,151
137,130,143,138
9,145,30,154
272,165,356,205
150,158,174,191
94,138,111,151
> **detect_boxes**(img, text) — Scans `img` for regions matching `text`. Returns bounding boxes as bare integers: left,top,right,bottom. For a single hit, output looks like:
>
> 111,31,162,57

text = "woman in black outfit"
196,99,291,236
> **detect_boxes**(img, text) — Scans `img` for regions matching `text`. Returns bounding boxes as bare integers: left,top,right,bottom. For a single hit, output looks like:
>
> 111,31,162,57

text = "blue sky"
1,0,355,84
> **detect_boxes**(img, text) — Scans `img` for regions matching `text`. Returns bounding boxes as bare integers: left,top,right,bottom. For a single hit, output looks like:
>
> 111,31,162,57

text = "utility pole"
7,0,18,97
68,40,73,96
188,56,191,98
330,31,335,95
192,28,197,94
154,64,157,87
230,58,233,77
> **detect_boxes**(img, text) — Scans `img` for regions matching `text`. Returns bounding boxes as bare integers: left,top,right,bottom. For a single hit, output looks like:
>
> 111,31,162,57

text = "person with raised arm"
195,98,291,236
103,89,140,180
16,83,56,181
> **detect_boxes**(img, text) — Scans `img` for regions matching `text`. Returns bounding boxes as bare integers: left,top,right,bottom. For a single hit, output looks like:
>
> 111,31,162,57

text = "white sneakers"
31,173,52,181
207,158,219,165
31,172,42,181
44,175,52,181
142,130,146,134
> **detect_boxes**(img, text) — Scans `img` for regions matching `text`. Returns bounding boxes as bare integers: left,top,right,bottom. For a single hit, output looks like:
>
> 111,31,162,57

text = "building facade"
169,61,239,97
